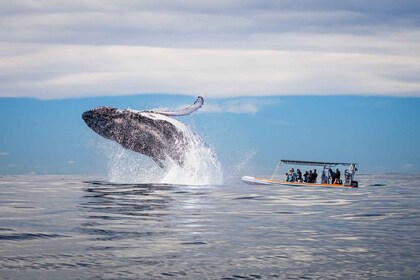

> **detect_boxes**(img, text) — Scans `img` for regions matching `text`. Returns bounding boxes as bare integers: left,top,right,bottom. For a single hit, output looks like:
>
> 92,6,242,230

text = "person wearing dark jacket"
334,169,341,184
296,169,303,182
329,168,335,184
312,169,318,183
303,171,309,183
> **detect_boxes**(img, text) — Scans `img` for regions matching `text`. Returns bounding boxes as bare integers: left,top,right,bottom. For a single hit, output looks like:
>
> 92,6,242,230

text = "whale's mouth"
82,107,116,130
82,110,103,131
82,111,94,125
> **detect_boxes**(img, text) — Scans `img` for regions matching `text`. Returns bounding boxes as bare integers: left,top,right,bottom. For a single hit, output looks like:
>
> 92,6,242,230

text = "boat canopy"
271,159,358,185
278,159,357,167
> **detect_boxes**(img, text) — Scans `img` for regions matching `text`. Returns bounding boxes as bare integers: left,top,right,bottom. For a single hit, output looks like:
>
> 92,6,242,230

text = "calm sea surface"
0,174,419,279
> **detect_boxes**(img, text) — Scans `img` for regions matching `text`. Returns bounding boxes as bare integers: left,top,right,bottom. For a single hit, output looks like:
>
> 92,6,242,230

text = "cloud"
68,160,75,164
0,152,10,156
1,1,420,99
402,163,415,170
201,98,278,114
202,102,258,114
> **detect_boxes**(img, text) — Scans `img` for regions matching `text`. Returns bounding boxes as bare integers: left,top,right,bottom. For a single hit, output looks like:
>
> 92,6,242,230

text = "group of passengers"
324,168,342,184
286,167,342,184
285,168,318,183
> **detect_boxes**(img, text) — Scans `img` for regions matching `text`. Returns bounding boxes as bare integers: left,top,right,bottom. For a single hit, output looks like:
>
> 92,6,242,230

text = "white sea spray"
103,112,223,185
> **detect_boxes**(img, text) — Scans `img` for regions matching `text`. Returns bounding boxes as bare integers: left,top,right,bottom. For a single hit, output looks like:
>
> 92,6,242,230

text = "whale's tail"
147,96,204,116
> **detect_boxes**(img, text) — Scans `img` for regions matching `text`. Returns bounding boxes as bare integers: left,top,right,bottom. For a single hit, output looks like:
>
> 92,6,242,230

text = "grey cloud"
1,1,419,47
1,0,420,99
4,0,420,14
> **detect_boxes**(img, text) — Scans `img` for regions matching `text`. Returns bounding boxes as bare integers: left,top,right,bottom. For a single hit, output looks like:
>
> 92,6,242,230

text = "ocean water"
0,174,419,279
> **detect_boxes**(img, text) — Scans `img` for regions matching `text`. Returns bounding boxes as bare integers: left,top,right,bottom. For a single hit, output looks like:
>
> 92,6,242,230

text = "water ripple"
0,174,419,279
0,233,67,241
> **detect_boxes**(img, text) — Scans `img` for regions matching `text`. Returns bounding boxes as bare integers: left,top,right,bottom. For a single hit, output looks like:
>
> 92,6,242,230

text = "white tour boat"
242,159,358,188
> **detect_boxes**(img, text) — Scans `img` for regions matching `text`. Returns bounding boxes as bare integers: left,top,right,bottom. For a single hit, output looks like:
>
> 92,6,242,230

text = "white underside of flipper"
147,96,204,116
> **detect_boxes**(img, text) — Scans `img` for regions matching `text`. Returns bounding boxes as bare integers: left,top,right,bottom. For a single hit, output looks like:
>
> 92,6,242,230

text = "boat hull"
241,176,358,188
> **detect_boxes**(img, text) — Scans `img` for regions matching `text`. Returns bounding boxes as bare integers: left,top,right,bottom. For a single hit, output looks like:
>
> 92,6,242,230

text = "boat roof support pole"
271,161,283,179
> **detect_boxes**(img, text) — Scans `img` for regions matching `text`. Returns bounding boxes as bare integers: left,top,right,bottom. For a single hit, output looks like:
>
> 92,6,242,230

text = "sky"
1,95,419,175
1,0,420,98
1,1,420,176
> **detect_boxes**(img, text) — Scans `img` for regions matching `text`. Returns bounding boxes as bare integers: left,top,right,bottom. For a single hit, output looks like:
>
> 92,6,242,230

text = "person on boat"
303,171,309,183
312,169,318,183
292,168,297,182
286,168,296,182
296,169,303,182
329,168,335,184
308,170,313,183
334,168,341,184
321,171,328,184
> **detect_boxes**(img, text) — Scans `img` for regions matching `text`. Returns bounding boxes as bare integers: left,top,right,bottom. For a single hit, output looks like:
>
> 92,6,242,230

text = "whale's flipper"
150,96,204,116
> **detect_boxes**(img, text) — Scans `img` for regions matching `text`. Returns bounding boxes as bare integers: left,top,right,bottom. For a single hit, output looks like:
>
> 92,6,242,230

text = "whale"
82,96,204,168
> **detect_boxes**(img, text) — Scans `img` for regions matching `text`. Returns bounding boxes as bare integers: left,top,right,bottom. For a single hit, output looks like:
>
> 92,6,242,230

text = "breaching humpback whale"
82,96,204,168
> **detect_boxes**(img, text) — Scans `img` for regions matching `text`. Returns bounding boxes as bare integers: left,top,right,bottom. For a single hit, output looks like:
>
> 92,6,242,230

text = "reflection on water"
0,174,419,279
82,181,173,220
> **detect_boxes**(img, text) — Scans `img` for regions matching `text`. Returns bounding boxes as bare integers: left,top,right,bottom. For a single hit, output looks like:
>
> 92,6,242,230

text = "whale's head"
82,106,121,140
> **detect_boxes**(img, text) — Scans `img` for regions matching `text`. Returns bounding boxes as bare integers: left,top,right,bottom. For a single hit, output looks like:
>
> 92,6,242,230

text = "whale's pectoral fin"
150,96,204,116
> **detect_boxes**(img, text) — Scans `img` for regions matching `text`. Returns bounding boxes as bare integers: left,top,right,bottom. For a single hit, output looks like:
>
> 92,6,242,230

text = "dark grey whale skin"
82,107,188,168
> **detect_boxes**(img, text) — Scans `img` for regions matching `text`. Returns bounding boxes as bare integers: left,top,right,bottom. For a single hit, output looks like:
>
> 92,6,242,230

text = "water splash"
228,149,258,183
100,114,223,185
105,145,162,184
